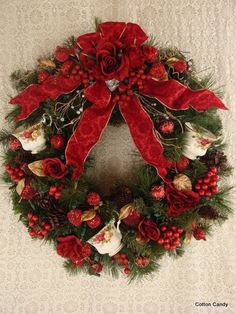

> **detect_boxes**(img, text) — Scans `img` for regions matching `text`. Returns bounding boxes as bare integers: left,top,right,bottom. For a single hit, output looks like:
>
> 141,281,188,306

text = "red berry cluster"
112,67,151,107
135,256,150,267
194,166,219,197
27,213,51,240
112,253,131,275
157,225,183,251
5,164,24,183
49,185,62,199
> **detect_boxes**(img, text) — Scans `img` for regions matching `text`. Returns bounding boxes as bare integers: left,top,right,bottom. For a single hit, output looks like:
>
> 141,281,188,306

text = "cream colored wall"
0,0,235,313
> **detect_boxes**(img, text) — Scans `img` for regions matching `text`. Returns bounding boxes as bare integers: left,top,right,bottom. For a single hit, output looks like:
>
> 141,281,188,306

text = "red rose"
56,235,91,264
143,45,158,63
138,219,160,241
149,63,166,79
42,158,67,179
173,60,188,73
77,22,148,81
94,40,129,81
165,184,200,217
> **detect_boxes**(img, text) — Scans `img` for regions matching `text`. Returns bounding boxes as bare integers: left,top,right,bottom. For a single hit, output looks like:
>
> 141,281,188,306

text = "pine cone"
200,150,228,171
198,205,219,220
15,151,34,164
34,196,52,209
46,206,68,228
112,186,133,208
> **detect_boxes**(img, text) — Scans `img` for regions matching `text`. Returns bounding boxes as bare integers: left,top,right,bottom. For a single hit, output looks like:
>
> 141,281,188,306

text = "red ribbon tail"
65,81,114,179
142,79,228,111
9,75,82,121
119,95,173,180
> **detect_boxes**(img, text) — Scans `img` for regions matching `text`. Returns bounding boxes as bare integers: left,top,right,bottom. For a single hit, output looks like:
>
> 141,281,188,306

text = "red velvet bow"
9,21,227,180
65,78,227,180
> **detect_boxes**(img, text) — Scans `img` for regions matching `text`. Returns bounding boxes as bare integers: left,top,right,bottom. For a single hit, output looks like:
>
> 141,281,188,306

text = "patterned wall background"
0,0,235,313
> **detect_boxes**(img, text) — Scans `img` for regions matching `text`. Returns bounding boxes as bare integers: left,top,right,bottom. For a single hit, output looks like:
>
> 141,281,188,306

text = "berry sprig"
27,212,51,240
112,253,131,275
194,166,219,197
135,256,150,267
157,225,183,251
5,164,25,183
49,185,62,199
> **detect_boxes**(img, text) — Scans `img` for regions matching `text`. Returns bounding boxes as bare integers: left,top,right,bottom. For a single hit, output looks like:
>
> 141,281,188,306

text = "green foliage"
0,32,233,281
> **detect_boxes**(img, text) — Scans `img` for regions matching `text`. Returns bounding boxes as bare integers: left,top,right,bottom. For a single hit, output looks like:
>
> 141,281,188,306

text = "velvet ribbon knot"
64,79,227,179
9,21,227,180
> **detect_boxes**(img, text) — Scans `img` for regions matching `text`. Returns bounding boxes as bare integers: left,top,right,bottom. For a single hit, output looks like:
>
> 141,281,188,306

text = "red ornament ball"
176,156,190,172
55,46,70,62
9,137,22,150
149,63,166,79
86,192,101,206
123,209,142,226
159,120,174,134
38,70,49,82
67,208,82,226
151,185,165,200
173,60,188,73
50,134,65,149
143,45,158,63
87,215,102,229
193,227,206,241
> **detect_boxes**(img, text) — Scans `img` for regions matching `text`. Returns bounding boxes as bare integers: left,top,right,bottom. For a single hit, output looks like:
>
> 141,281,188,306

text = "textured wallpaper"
0,0,235,313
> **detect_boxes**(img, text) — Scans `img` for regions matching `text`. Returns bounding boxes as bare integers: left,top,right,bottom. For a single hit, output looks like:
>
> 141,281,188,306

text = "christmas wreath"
1,19,233,281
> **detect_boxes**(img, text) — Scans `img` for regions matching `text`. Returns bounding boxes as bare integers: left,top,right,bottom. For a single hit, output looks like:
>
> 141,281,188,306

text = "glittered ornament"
176,156,190,172
9,137,22,150
67,209,83,226
158,120,174,134
50,134,65,149
87,215,102,229
86,192,101,206
193,227,206,241
173,60,188,73
38,70,49,82
151,185,165,200
123,208,142,226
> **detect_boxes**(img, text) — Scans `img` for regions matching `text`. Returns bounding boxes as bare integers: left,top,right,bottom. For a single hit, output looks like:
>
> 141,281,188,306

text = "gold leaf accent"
16,178,25,196
81,210,96,222
135,232,150,245
38,58,56,69
173,174,192,191
28,160,45,177
118,203,134,220
167,57,179,63
184,230,192,245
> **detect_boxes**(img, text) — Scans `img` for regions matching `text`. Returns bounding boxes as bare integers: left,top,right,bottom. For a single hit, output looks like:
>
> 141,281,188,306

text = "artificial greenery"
0,19,233,281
